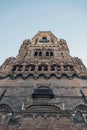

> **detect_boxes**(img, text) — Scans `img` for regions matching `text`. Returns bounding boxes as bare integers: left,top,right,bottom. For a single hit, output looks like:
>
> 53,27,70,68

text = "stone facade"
0,31,87,130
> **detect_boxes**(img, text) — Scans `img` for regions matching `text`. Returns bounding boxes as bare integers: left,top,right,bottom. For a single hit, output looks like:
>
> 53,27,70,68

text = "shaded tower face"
0,31,87,130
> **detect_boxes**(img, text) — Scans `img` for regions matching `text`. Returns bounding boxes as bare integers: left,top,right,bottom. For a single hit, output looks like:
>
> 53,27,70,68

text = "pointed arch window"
46,51,49,56
64,65,68,71
50,51,53,56
38,65,42,71
34,51,38,56
30,64,35,71
44,65,48,71
39,51,42,56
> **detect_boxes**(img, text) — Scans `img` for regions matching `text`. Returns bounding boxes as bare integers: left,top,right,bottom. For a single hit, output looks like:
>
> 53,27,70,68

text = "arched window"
38,65,42,71
64,65,68,71
44,65,48,71
46,52,49,56
12,65,23,71
73,111,84,123
30,64,35,71
50,51,53,56
50,65,55,71
12,65,17,71
34,51,38,56
25,65,30,71
39,51,42,56
17,65,23,71
57,65,61,71
70,65,74,71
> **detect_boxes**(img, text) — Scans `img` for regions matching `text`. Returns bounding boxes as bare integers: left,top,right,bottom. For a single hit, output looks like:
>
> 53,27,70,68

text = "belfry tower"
0,31,87,130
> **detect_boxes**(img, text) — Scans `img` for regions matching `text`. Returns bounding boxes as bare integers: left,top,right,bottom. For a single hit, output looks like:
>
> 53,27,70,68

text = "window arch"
0,104,12,113
46,51,49,56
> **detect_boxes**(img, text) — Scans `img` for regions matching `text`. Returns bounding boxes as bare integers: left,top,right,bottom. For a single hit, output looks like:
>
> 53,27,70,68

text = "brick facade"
0,31,87,129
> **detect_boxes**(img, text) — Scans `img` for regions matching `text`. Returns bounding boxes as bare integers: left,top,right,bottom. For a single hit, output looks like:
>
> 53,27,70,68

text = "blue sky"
0,0,87,66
